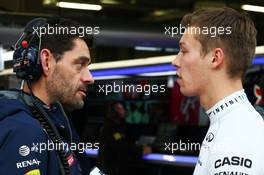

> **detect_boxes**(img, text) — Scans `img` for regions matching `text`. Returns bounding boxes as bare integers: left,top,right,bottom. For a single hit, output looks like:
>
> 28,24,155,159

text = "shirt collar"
206,89,250,124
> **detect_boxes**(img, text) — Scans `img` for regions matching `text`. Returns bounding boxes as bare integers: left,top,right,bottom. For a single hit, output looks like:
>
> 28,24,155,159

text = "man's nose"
81,68,94,84
172,54,180,68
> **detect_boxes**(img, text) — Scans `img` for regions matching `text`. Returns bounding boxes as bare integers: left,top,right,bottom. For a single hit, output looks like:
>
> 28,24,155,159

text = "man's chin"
63,100,84,112
180,88,196,97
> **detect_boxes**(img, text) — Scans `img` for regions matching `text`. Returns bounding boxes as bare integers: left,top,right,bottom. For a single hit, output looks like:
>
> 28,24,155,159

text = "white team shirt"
193,90,264,175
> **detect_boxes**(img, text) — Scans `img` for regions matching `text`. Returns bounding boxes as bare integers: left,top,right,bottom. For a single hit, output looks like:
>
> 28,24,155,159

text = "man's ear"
211,48,224,69
40,49,56,76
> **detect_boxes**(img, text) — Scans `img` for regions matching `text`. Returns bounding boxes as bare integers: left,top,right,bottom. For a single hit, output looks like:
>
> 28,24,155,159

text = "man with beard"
0,17,94,175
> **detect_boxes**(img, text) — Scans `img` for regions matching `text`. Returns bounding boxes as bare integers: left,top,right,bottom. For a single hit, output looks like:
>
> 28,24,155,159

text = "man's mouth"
78,88,87,98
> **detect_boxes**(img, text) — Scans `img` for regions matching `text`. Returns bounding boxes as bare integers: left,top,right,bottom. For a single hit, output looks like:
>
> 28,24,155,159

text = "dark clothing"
0,90,90,175
99,117,142,175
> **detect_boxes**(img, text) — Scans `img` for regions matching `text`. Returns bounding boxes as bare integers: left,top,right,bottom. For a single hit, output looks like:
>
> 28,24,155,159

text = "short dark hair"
30,17,93,62
181,7,257,79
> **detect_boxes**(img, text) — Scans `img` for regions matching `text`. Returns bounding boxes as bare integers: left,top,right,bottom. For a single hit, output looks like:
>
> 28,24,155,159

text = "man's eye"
76,62,88,70
76,63,83,69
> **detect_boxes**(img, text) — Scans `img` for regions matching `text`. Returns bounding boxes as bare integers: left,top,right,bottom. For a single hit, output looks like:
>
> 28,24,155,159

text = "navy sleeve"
0,112,49,175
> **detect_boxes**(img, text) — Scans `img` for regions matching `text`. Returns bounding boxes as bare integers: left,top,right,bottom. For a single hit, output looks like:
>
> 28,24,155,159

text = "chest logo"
205,132,214,142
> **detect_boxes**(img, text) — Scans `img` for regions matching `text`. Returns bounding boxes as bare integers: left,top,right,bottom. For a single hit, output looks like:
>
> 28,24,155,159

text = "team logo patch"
205,132,214,142
67,154,75,167
24,169,41,175
19,145,30,157
17,159,41,169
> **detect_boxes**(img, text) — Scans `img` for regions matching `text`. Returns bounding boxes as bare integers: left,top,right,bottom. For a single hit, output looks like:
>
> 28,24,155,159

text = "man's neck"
23,80,51,105
200,78,243,111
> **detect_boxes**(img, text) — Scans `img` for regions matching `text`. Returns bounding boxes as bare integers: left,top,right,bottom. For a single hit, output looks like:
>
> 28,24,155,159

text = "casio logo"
215,156,252,169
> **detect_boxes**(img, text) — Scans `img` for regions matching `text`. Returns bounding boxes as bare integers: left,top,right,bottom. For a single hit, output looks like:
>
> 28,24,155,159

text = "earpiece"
13,18,47,80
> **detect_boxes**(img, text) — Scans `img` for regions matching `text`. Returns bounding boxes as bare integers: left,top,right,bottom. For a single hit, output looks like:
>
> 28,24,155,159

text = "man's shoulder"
0,89,19,97
215,104,264,145
227,103,263,127
1,111,44,132
0,110,46,144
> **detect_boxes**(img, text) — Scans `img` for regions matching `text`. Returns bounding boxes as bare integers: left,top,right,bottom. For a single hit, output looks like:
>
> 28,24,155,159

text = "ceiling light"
43,0,57,5
56,1,102,11
101,0,120,5
135,46,162,51
241,4,264,13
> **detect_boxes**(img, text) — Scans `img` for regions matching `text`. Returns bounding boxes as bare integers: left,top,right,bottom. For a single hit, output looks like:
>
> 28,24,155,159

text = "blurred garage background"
0,0,264,175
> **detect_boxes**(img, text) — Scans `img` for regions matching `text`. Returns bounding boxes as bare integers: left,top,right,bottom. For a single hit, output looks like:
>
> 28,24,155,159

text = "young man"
172,7,264,174
0,17,94,174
